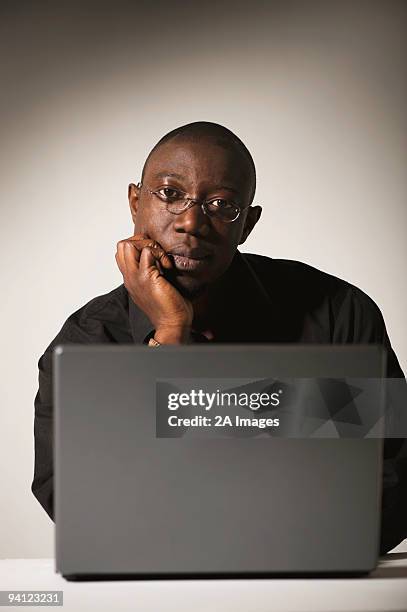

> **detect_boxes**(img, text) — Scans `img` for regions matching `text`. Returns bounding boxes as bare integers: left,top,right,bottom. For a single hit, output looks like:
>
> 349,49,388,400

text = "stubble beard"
172,276,209,301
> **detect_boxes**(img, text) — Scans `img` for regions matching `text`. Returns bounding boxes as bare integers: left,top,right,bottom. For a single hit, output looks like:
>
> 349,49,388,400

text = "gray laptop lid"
54,344,386,577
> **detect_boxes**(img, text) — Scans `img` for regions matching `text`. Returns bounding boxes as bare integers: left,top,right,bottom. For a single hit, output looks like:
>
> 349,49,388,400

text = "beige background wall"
0,0,406,557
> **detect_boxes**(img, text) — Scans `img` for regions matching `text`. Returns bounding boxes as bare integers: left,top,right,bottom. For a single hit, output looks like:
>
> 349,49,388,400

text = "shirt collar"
128,249,273,343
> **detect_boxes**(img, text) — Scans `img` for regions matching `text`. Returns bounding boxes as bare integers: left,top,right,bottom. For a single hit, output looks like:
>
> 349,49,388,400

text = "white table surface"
1,541,407,612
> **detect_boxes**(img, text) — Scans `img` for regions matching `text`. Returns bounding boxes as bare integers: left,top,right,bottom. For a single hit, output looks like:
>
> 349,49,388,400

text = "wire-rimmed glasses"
136,182,250,223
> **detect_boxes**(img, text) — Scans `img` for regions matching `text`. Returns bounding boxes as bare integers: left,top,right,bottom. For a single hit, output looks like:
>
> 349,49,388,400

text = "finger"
120,241,140,277
121,241,168,275
132,233,151,241
148,245,173,270
139,246,162,280
116,236,173,271
118,239,149,266
115,244,131,277
127,238,173,269
156,259,164,275
118,234,156,250
115,251,124,275
116,238,143,264
127,233,153,245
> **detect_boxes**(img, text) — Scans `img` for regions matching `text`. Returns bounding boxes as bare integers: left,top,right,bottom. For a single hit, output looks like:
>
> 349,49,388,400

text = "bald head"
141,121,256,203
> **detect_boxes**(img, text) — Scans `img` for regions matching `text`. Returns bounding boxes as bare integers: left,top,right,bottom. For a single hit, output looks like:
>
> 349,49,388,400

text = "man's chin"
171,274,208,300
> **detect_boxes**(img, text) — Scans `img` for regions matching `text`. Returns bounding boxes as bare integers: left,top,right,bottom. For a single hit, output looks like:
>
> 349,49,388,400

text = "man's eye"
209,199,234,209
157,188,180,200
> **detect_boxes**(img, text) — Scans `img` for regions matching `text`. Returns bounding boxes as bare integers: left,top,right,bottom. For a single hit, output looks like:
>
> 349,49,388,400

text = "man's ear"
128,182,140,224
238,205,262,245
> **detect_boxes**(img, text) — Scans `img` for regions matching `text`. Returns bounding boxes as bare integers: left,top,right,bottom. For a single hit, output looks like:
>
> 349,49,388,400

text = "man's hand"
115,234,193,343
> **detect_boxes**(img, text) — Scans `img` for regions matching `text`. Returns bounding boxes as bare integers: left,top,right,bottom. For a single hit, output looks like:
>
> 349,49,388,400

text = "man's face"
128,137,261,298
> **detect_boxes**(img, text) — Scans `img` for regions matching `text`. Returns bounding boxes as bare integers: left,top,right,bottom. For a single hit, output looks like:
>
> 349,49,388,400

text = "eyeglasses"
136,182,250,223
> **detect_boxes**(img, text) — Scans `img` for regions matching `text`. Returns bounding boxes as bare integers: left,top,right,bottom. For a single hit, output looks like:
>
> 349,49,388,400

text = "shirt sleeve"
32,349,55,520
333,285,407,553
31,301,114,521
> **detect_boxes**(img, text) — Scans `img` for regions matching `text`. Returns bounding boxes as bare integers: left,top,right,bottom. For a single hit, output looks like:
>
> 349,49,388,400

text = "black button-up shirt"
32,250,407,553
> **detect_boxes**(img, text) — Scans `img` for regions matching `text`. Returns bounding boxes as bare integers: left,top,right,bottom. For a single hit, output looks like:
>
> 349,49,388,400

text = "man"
32,121,407,554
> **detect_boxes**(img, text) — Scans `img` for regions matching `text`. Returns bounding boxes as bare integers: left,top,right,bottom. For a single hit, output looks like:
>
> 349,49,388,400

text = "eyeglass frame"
136,181,251,223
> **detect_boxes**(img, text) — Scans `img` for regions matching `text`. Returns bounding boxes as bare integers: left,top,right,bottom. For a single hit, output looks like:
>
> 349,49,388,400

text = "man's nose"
172,201,211,237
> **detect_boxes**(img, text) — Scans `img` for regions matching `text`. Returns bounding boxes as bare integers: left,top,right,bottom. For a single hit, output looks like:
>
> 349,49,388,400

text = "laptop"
53,344,386,580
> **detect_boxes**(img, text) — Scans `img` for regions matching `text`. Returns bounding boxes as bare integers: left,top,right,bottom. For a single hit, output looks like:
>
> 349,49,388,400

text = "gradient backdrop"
1,0,406,557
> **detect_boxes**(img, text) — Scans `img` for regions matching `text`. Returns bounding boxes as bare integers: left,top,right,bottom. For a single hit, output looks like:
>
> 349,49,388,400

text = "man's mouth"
169,253,212,272
167,246,213,272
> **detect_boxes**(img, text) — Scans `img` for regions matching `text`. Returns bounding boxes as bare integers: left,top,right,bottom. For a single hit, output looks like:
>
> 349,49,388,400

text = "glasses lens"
166,199,191,214
165,197,240,222
205,200,239,222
